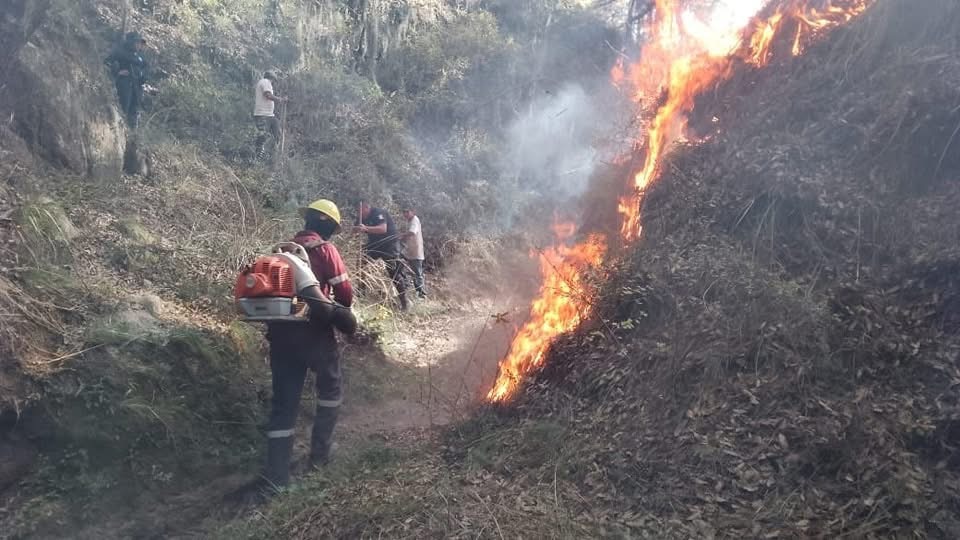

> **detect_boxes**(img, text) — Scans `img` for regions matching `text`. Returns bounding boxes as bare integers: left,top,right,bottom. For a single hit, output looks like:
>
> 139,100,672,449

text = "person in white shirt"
253,71,286,161
401,207,426,298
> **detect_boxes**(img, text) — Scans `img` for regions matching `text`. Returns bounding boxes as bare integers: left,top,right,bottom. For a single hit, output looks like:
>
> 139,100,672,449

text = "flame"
486,230,607,402
748,1,872,64
487,0,874,403
749,12,785,65
618,0,875,241
617,0,741,241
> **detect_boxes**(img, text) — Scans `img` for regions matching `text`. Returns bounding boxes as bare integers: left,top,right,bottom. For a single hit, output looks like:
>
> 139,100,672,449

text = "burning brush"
487,225,607,402
487,0,877,403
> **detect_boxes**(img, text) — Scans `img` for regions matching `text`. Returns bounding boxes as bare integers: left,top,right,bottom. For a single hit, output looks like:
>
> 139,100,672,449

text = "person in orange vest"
262,199,353,489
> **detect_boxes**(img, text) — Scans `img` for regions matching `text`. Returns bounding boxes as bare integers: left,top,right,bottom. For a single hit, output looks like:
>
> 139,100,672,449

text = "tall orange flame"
617,0,876,242
487,230,606,402
749,12,785,65
487,0,875,403
749,0,873,64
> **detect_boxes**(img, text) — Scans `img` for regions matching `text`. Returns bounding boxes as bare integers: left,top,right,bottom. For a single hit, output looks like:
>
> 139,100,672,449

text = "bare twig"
473,491,505,540
933,114,960,180
37,343,108,365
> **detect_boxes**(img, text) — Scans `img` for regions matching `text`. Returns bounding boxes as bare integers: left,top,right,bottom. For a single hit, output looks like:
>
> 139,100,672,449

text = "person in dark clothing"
262,199,353,489
355,201,408,311
104,32,149,128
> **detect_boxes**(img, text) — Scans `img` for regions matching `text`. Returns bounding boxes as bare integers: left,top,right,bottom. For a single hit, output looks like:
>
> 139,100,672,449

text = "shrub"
150,65,256,158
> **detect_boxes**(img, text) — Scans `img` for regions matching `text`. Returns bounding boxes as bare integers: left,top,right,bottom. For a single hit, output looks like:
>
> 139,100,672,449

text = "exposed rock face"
0,0,51,72
0,0,125,180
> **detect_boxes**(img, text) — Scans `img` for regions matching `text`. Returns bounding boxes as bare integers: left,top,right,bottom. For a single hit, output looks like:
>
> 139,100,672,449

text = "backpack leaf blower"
234,242,357,335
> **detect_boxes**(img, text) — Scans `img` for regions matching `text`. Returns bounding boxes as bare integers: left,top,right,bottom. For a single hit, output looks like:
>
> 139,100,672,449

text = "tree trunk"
625,0,654,45
348,0,381,83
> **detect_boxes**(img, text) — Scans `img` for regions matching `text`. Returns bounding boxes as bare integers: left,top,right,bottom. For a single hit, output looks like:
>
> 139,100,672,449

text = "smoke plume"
504,84,609,199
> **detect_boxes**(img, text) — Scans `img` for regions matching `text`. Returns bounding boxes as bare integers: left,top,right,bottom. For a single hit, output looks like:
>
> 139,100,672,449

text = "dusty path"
149,289,528,539
339,295,518,433
55,250,540,540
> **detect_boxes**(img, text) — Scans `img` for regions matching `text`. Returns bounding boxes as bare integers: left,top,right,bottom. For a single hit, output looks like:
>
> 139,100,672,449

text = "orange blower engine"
235,243,358,334
234,243,314,322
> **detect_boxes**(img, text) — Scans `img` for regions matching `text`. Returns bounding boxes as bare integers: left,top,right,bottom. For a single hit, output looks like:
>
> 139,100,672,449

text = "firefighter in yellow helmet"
261,199,353,490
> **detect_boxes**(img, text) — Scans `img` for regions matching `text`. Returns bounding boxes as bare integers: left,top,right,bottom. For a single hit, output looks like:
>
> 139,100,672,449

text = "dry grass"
217,2,960,538
516,1,960,536
0,277,57,406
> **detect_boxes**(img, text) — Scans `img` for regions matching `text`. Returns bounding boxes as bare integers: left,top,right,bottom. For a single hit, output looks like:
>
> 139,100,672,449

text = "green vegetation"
210,1,960,538
215,437,411,540
116,217,158,245
5,324,267,537
1,1,618,535
15,198,78,264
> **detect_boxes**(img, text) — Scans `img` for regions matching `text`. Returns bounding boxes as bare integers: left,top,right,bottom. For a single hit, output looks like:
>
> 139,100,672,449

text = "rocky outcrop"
0,0,51,72
0,0,125,180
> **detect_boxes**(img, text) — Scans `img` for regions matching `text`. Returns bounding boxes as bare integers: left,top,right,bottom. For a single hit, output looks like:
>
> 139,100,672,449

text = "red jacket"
293,231,353,308
267,232,352,349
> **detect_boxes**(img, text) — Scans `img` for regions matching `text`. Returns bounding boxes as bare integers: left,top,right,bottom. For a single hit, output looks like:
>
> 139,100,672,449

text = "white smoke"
713,0,768,26
503,84,606,198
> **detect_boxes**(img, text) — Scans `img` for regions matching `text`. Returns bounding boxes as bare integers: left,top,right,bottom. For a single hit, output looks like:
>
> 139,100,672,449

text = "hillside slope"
0,0,618,537
217,0,960,538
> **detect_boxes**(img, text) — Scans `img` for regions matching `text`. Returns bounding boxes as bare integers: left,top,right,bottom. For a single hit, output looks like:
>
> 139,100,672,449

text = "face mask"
305,216,338,240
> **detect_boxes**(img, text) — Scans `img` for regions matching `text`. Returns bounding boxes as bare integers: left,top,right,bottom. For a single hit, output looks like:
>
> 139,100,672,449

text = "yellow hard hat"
299,199,342,227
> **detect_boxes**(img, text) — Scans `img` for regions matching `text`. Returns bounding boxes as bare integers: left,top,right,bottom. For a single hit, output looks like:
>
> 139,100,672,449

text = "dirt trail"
145,290,526,539
48,245,541,540
339,296,518,433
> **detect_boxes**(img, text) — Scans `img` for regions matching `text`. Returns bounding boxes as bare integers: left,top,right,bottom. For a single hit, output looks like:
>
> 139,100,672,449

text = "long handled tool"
278,101,287,168
356,200,365,285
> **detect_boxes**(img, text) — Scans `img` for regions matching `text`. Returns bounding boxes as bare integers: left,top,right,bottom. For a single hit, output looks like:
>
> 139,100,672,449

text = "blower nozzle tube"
299,285,358,336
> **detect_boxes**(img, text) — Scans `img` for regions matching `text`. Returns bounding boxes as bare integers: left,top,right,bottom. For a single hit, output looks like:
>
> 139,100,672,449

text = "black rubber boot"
309,407,339,468
265,436,294,489
223,477,271,507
